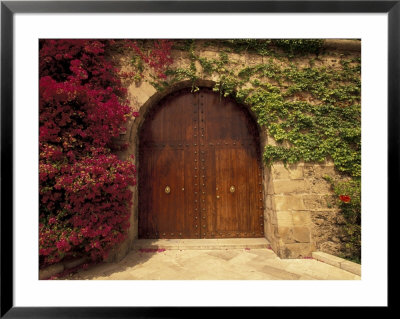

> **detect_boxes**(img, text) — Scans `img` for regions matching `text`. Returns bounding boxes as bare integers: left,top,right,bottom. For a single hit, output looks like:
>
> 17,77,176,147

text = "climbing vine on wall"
143,40,361,176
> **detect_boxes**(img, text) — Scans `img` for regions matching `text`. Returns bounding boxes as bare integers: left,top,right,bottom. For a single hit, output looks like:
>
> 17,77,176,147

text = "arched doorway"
138,88,264,239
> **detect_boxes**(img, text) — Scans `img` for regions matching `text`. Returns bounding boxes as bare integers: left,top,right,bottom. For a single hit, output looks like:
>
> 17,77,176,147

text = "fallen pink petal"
138,248,166,253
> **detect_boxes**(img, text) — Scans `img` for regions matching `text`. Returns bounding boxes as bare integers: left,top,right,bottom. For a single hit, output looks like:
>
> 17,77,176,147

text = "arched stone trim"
128,79,264,147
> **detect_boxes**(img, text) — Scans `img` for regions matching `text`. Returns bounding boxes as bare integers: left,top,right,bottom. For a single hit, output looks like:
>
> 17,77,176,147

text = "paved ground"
67,240,360,280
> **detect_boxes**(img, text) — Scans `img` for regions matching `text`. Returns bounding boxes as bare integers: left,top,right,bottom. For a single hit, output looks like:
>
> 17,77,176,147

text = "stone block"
274,195,305,211
303,195,329,210
265,195,275,210
341,261,361,276
106,240,131,263
129,81,157,106
267,136,278,146
292,211,312,226
292,226,311,243
282,243,312,259
39,264,64,280
199,50,219,59
310,241,317,252
266,209,278,226
247,55,263,65
227,53,243,63
303,165,315,178
278,226,295,244
194,60,203,74
264,221,274,239
269,238,280,255
276,211,294,226
63,257,88,270
266,181,275,195
273,179,307,194
312,164,337,178
271,164,304,180
312,251,344,268
307,179,333,194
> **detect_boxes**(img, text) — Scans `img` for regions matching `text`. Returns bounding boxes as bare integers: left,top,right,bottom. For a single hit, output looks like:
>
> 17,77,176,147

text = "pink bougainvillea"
39,40,145,267
124,39,173,79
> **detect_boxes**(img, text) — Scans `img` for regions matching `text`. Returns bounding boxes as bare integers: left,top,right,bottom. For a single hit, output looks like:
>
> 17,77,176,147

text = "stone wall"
265,161,349,258
106,39,360,261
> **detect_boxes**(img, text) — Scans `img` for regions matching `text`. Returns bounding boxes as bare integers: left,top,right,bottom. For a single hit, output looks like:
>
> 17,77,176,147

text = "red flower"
339,195,351,203
56,238,71,252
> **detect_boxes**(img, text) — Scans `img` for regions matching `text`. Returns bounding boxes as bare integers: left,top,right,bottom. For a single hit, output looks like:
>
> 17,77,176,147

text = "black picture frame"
1,1,394,317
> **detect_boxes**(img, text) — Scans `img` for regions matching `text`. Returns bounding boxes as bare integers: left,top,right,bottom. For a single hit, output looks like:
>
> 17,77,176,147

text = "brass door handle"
165,186,171,194
230,186,235,193
216,195,220,199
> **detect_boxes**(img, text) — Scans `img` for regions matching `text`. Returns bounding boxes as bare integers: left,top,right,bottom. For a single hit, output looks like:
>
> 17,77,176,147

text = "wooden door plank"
202,89,264,238
139,90,201,239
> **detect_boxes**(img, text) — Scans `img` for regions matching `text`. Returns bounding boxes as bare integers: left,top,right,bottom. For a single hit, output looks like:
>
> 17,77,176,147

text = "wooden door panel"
139,88,264,239
213,147,263,237
202,93,257,143
139,90,198,239
141,93,196,145
153,148,185,237
139,147,184,238
215,148,247,234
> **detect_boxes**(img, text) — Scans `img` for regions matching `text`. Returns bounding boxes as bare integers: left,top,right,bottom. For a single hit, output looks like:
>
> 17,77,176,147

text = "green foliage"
238,63,361,178
209,39,273,55
272,39,324,55
172,39,195,51
324,176,361,263
206,39,323,56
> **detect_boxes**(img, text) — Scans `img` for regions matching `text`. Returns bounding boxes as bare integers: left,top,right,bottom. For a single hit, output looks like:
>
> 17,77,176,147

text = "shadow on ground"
63,240,167,280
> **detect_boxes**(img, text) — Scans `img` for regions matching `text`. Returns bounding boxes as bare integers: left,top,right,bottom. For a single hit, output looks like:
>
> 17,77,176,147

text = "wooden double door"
138,88,264,239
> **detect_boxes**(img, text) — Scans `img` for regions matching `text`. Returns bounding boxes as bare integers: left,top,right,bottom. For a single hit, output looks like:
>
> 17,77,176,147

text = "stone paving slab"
67,247,360,280
312,251,361,276
132,238,270,250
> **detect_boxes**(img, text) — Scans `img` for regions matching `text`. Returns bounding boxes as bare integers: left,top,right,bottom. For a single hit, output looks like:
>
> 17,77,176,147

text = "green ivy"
154,40,361,177
202,39,324,56
206,39,273,55
273,39,324,55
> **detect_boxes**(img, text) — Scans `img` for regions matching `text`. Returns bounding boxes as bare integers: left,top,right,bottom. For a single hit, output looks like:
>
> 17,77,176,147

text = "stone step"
132,238,271,250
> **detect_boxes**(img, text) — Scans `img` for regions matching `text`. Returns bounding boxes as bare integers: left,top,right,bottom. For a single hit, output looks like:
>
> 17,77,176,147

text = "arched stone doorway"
138,87,265,239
